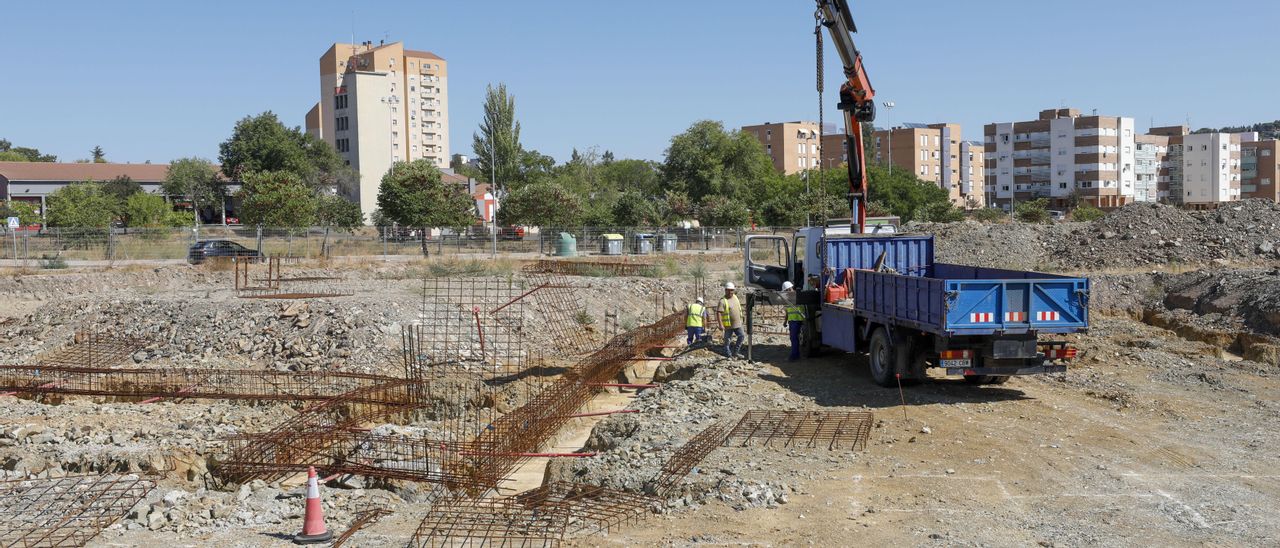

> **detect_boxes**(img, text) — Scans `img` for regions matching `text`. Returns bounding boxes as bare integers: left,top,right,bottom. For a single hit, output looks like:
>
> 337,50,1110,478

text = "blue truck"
744,227,1088,386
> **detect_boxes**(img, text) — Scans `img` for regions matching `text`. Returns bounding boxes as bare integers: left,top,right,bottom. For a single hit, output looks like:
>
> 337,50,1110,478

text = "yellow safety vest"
785,304,806,322
686,303,705,328
720,296,739,328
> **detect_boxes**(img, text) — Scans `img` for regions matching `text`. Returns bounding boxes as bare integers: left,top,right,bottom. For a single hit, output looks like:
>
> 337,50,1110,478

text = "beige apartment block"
985,108,1137,211
306,41,449,222
866,123,984,207
741,121,823,175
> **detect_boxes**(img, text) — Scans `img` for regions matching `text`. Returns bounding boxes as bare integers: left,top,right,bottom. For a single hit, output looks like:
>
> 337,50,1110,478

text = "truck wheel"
868,328,896,387
986,376,1011,385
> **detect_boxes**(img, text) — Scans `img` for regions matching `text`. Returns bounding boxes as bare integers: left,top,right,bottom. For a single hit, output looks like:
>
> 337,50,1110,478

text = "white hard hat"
724,282,736,290
781,281,794,291
696,297,704,303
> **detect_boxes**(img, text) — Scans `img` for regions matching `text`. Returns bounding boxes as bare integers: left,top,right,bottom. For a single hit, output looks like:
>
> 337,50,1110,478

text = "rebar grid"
33,330,150,368
748,303,790,336
222,432,501,492
511,482,656,538
468,311,683,484
724,410,874,451
214,379,425,485
234,256,353,299
0,365,410,404
649,422,733,497
523,274,596,356
409,495,569,548
0,474,155,548
526,259,658,277
413,277,532,367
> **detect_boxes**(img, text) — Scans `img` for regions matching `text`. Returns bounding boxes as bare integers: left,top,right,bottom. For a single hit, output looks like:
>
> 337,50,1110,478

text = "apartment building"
1179,132,1244,207
869,123,984,207
1242,139,1280,201
1134,134,1169,202
305,41,450,221
741,121,824,174
984,108,1136,210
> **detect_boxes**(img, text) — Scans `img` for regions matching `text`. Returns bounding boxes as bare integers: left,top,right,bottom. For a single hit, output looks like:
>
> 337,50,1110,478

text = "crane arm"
816,0,876,233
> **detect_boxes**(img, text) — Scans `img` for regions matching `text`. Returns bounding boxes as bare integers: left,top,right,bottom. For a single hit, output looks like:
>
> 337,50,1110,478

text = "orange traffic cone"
294,466,333,544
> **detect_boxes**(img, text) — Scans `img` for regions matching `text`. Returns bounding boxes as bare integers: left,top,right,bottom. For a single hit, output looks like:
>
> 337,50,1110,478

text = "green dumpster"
555,233,577,257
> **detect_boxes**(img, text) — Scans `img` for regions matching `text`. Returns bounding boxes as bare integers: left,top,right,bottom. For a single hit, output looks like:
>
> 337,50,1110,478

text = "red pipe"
460,451,598,458
589,383,658,389
561,409,638,418
1,381,63,397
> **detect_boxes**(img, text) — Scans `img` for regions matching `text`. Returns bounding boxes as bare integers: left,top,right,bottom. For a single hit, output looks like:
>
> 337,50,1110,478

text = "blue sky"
3,0,1275,165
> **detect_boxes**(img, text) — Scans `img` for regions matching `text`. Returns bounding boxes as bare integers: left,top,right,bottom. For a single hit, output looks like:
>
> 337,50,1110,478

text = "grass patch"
575,310,595,326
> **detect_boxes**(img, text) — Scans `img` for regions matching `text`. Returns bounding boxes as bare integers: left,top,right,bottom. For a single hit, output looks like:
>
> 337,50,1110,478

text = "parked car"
1048,210,1067,222
187,240,262,264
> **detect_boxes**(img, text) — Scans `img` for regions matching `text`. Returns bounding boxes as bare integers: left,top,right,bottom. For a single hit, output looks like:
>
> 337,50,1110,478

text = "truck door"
743,236,791,290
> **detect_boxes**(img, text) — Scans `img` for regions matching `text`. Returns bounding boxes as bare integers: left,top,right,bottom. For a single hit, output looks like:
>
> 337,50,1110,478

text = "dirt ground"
1,252,1277,547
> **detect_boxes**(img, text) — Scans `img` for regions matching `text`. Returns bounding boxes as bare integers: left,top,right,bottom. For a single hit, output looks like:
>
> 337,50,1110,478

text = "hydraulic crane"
816,0,876,234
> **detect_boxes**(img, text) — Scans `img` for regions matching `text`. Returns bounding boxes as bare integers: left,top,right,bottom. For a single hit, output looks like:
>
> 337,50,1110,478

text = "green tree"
218,112,344,186
102,175,142,202
0,201,40,225
91,146,106,163
1015,198,1050,223
913,201,965,223
46,182,119,228
123,193,171,227
377,160,476,255
972,208,1007,223
1070,202,1105,222
661,120,777,202
599,159,661,197
472,84,523,191
862,165,951,223
163,157,223,225
0,139,57,162
697,195,750,227
237,170,318,228
612,191,661,226
316,194,364,231
499,182,582,227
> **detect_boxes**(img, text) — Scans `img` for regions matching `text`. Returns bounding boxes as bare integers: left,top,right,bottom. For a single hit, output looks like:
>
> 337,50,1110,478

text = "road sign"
6,217,18,229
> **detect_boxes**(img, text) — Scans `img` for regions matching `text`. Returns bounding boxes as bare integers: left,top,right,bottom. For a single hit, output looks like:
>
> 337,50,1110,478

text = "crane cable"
814,9,825,225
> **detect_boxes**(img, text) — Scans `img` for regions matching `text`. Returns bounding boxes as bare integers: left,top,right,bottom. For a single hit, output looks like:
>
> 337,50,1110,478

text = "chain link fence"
0,225,800,262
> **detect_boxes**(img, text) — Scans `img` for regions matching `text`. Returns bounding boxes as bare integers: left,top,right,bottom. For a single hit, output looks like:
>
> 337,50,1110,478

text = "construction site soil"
0,201,1276,547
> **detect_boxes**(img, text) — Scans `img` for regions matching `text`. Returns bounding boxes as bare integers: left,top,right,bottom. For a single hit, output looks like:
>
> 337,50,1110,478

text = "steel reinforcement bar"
0,473,156,548
0,365,412,405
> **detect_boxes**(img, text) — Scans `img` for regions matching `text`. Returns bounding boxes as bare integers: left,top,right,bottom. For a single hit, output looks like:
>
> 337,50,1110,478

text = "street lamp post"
488,140,498,257
882,101,895,174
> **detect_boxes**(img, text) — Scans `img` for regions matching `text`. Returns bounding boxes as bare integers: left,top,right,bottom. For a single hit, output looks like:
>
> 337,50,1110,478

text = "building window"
797,143,805,154
335,117,348,131
799,157,806,168
334,95,348,109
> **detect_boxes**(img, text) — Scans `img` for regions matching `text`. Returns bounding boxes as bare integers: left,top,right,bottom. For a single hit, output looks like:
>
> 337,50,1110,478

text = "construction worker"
720,282,745,358
686,297,708,346
782,281,806,361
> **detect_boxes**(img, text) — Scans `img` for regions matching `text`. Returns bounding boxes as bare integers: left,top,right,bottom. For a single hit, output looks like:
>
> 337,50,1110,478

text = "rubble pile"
919,199,1280,271
0,298,405,372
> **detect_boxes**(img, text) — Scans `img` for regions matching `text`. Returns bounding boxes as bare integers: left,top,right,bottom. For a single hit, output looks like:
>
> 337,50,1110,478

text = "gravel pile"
915,199,1280,271
0,297,406,372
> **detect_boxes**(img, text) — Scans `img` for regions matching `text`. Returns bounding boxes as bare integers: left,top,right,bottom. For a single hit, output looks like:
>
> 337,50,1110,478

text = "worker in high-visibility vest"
782,281,806,361
720,282,745,358
685,297,709,346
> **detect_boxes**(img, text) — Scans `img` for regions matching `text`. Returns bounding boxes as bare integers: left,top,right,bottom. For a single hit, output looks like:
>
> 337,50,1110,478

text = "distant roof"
441,172,469,185
902,122,930,129
404,49,444,60
0,162,171,182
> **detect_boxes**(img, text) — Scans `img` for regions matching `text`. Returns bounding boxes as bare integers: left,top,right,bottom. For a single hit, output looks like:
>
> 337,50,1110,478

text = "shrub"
913,202,965,223
1014,198,1050,224
972,208,1007,223
39,254,67,269
1070,203,1105,222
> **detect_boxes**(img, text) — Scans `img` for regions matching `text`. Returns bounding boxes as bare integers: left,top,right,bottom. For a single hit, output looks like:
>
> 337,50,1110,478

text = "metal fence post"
105,229,114,261
382,226,388,262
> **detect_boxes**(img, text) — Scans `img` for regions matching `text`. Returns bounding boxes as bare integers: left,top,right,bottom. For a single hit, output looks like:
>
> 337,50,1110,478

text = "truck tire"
868,328,897,387
801,322,821,358
894,337,922,385
986,375,1011,385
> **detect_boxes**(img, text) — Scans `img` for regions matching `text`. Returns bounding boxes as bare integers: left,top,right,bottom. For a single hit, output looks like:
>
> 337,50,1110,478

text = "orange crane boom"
816,0,876,233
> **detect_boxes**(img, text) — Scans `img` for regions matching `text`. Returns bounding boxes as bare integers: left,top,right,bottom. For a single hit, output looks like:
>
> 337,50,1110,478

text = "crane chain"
814,10,825,225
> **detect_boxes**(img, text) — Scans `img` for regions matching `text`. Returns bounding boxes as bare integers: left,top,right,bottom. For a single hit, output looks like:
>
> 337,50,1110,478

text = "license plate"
941,359,971,368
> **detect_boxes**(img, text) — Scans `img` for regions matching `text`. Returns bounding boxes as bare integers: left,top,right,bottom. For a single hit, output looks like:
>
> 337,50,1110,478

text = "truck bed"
853,263,1089,336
